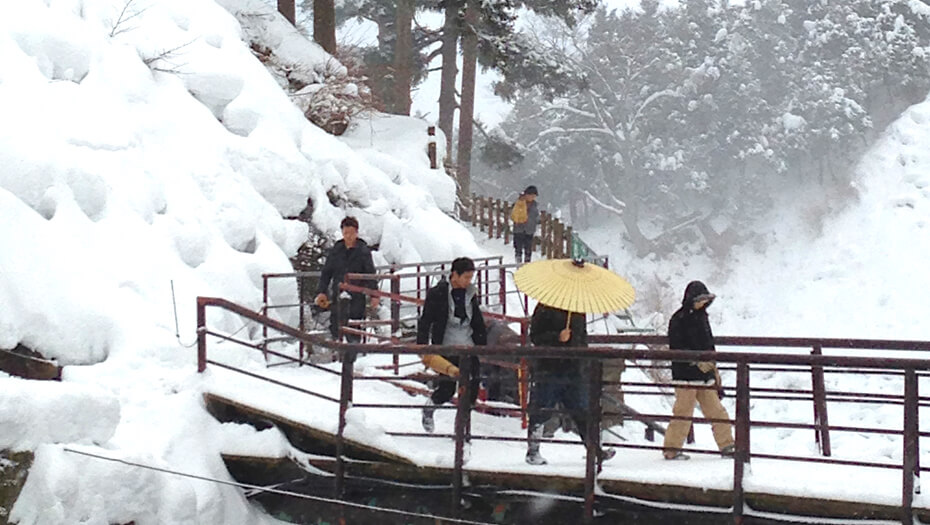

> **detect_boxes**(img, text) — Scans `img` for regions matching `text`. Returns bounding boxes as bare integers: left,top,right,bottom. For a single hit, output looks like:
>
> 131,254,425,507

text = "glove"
314,293,330,309
697,361,715,373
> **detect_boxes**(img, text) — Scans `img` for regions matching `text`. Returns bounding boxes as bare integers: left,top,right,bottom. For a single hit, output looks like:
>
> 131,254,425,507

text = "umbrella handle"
565,311,572,330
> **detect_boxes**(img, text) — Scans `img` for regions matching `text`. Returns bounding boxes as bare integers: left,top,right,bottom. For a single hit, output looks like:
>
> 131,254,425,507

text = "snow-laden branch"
583,190,626,216
542,103,596,120
525,126,616,149
629,88,681,130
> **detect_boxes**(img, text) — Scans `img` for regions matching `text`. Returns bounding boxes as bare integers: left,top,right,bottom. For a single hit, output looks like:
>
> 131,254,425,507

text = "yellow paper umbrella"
513,259,635,314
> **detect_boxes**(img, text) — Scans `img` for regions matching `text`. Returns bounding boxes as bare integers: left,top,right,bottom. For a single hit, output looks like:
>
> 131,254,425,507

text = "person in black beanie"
417,257,488,433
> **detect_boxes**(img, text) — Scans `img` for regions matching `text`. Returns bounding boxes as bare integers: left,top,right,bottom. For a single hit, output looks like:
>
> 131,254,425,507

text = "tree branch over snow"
109,0,149,37
582,190,626,216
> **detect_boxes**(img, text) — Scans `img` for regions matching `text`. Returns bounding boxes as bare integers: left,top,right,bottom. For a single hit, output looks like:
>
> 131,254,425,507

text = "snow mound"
11,445,198,525
0,377,119,450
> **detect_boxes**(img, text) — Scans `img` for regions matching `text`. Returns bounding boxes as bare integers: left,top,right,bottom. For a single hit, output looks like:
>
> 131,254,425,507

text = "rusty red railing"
197,296,930,525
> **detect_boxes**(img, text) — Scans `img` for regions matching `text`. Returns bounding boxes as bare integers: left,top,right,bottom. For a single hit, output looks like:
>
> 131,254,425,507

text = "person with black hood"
417,257,488,433
525,302,615,465
315,216,379,343
663,280,735,460
511,185,539,263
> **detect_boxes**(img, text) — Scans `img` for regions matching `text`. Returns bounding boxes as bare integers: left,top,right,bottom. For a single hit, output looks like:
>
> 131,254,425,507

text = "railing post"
298,279,305,366
733,361,751,524
391,269,400,375
903,367,919,525
499,266,507,316
584,358,603,523
488,199,496,239
262,277,269,363
810,344,831,456
428,126,437,169
494,199,506,239
197,297,207,373
562,226,575,259
470,194,478,227
504,208,511,245
335,350,356,498
452,354,474,516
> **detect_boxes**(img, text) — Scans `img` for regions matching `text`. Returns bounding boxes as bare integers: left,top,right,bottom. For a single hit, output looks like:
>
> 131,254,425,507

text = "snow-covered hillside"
587,93,930,342
0,0,481,523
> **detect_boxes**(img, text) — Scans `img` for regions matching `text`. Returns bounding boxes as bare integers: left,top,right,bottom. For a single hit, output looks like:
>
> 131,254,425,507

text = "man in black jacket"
315,217,379,343
417,257,487,433
525,303,615,465
663,280,735,460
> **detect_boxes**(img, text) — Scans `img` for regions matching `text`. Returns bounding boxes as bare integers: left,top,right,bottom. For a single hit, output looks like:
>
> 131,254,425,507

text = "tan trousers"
663,384,734,456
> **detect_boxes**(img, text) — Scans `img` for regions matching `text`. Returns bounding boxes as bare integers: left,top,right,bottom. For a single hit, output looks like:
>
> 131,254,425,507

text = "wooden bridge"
193,259,930,525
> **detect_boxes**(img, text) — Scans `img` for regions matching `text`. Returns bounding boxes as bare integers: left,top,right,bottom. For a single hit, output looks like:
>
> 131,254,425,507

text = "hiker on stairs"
511,185,539,263
417,257,488,436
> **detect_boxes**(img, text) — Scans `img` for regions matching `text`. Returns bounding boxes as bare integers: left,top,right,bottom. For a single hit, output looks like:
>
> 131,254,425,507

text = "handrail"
197,296,930,524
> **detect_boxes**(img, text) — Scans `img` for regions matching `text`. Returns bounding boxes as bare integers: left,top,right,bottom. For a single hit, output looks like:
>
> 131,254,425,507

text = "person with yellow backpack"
511,185,539,263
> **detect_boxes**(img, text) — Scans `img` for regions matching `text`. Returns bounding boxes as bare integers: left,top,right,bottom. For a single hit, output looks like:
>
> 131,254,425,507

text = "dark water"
250,474,786,525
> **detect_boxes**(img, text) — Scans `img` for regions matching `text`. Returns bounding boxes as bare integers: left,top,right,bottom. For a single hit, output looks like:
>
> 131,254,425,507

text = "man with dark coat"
525,302,615,465
417,257,488,433
512,185,539,263
663,280,735,460
315,217,379,343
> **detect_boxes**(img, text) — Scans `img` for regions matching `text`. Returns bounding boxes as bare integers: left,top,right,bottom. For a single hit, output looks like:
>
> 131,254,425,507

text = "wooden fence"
470,193,575,259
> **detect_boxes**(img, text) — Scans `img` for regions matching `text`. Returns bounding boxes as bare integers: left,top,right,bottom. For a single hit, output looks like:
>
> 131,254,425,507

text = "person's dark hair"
450,257,476,276
523,185,538,196
340,216,359,230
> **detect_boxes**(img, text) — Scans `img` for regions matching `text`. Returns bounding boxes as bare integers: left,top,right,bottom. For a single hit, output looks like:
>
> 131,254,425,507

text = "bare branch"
109,0,149,37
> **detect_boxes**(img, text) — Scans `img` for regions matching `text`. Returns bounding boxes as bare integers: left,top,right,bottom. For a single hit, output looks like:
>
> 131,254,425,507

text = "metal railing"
196,296,930,525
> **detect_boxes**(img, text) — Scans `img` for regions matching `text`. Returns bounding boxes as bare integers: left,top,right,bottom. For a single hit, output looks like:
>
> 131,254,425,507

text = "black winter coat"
668,281,716,382
316,239,377,297
530,303,587,375
416,280,488,346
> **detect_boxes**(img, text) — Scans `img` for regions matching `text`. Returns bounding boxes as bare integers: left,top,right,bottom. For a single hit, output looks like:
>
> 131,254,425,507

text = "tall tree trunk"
313,0,336,55
393,0,414,115
456,0,478,217
438,0,461,169
277,0,295,25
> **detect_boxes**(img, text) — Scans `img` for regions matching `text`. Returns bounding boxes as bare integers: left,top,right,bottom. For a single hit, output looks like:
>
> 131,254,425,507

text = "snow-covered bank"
0,0,480,522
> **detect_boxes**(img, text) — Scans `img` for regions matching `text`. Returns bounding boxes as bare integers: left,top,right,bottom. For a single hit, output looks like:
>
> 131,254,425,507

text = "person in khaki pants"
663,281,735,460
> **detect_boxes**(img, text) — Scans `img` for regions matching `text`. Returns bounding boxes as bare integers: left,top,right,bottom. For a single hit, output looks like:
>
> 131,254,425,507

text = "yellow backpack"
511,198,528,224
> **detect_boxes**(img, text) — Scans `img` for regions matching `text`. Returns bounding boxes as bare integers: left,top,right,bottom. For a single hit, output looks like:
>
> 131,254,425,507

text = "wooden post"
427,126,437,169
540,212,549,258
391,271,400,374
478,197,485,232
903,368,919,525
334,350,356,498
196,298,207,373
494,199,505,239
733,361,751,523
555,221,564,258
583,358,603,523
562,226,575,259
488,199,495,239
452,355,474,515
470,193,478,227
810,345,831,456
504,203,511,245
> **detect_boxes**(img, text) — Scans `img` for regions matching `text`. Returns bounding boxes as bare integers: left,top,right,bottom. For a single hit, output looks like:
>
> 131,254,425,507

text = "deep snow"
1,0,929,522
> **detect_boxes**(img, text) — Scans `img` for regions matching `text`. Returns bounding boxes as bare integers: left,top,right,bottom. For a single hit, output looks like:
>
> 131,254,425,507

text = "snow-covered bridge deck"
202,354,929,524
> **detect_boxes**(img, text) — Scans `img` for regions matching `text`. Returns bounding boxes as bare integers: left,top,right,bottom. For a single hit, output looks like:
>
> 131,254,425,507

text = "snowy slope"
0,0,480,523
